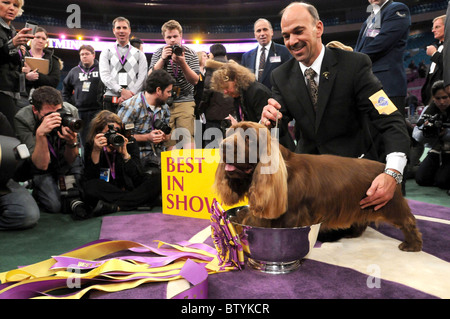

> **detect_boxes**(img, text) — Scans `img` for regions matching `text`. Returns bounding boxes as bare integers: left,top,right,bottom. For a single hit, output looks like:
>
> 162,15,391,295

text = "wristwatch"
67,142,79,149
384,169,403,184
118,88,123,94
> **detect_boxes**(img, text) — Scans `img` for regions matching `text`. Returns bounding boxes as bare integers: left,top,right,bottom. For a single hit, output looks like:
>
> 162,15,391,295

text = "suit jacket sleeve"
358,3,410,63
443,1,450,88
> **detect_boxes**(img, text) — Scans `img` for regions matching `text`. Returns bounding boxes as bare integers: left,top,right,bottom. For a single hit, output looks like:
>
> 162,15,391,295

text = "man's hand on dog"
360,172,398,211
261,98,282,128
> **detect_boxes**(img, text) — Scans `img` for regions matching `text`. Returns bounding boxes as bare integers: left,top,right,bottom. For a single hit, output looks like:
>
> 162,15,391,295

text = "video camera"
418,113,450,138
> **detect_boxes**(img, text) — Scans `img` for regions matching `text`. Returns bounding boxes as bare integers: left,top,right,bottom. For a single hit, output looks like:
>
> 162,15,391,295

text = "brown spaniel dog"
214,121,422,252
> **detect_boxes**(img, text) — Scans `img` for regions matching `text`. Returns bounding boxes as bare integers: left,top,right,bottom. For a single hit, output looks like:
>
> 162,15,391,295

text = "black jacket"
0,22,21,93
24,48,61,95
62,60,103,111
83,138,147,191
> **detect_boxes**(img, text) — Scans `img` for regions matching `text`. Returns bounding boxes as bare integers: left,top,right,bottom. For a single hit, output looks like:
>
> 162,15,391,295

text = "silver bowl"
226,206,321,274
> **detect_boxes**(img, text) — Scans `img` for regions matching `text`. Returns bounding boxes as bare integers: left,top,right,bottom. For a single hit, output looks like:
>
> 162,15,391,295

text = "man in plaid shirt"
118,69,175,172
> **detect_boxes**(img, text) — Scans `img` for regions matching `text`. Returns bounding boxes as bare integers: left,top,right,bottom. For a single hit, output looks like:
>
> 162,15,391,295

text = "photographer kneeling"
413,80,450,191
83,110,161,216
14,86,85,216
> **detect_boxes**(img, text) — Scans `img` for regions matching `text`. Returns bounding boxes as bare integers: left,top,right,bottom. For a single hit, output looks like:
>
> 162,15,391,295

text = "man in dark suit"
241,18,291,89
444,1,450,96
261,2,410,211
421,14,446,105
355,0,410,115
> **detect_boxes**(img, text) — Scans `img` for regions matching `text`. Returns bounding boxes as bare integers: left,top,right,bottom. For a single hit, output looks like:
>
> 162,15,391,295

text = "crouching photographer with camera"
14,86,85,215
413,80,450,192
82,110,161,217
118,69,174,174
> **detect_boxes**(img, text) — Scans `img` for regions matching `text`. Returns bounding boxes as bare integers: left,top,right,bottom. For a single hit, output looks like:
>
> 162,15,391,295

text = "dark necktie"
258,46,266,81
304,68,318,109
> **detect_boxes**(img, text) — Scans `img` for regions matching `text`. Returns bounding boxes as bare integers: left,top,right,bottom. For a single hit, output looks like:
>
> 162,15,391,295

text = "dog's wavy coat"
214,122,422,252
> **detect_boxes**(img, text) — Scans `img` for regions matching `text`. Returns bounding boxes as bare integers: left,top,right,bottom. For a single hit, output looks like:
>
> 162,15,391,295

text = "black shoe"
92,200,118,216
70,199,92,220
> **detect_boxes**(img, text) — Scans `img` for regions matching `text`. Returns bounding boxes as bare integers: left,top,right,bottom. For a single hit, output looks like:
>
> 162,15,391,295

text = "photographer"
118,69,173,174
1,112,39,230
83,110,160,216
14,86,85,215
413,80,450,190
149,19,200,147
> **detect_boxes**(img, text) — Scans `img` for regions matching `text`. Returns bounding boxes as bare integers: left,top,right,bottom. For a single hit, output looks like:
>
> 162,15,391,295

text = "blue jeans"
0,179,40,230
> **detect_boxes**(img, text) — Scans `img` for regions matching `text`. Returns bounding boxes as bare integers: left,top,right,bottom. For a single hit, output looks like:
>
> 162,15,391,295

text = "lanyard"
115,45,131,66
141,93,162,130
78,65,95,77
170,59,179,78
103,147,116,180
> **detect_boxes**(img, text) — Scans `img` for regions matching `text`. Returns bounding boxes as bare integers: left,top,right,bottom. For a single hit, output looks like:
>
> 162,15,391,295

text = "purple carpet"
91,200,450,299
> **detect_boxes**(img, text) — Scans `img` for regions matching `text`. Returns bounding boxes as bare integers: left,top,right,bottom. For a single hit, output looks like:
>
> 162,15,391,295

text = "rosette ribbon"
209,199,245,270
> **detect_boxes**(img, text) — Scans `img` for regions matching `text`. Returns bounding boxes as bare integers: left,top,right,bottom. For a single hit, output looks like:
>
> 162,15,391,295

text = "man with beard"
117,69,175,173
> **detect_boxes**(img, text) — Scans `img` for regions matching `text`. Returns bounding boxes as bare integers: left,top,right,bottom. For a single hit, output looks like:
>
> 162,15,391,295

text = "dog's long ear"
248,128,288,219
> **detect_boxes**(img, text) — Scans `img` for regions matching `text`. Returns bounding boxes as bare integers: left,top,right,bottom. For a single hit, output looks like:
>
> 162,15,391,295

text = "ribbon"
0,233,240,299
210,199,245,271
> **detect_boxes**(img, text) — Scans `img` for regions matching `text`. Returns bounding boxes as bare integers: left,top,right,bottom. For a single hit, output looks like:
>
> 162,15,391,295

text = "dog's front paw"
398,241,422,252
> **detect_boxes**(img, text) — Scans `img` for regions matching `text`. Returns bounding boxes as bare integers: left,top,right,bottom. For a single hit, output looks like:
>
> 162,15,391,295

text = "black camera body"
104,124,125,147
154,119,171,135
55,109,83,133
171,44,183,56
420,113,449,138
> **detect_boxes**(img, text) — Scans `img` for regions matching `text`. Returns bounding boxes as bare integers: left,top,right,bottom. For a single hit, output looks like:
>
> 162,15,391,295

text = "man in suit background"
421,14,446,106
355,0,411,115
260,2,410,211
241,18,291,89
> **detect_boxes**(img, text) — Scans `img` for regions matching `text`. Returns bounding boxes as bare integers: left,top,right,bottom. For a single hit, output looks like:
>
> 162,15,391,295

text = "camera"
153,119,171,135
419,113,450,138
104,124,125,147
58,109,83,133
171,44,183,56
45,109,83,134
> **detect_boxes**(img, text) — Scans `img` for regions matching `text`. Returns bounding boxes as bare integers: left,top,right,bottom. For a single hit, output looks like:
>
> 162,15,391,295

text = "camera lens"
172,45,183,56
107,133,125,147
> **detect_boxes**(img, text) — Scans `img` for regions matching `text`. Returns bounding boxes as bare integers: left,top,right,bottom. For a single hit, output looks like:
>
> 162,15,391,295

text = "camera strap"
170,59,179,78
102,147,116,180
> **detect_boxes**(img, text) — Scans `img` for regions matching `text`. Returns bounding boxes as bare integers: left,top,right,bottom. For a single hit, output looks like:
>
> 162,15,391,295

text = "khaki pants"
168,100,195,147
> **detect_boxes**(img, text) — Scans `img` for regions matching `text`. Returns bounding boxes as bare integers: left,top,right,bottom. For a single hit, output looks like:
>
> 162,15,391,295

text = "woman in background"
82,110,161,217
0,0,34,129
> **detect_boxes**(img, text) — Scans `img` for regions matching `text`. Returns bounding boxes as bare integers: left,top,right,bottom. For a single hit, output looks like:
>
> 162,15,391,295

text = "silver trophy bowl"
226,206,321,274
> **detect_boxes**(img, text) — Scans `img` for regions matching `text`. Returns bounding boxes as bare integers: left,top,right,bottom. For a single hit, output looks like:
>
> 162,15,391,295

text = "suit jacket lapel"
315,47,338,132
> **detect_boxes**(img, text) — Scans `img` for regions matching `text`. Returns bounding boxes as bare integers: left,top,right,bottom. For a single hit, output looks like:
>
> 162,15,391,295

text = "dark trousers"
415,151,450,189
0,93,18,132
83,173,161,211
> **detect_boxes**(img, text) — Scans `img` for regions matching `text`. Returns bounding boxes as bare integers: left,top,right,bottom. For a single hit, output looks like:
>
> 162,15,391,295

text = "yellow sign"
161,148,246,220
